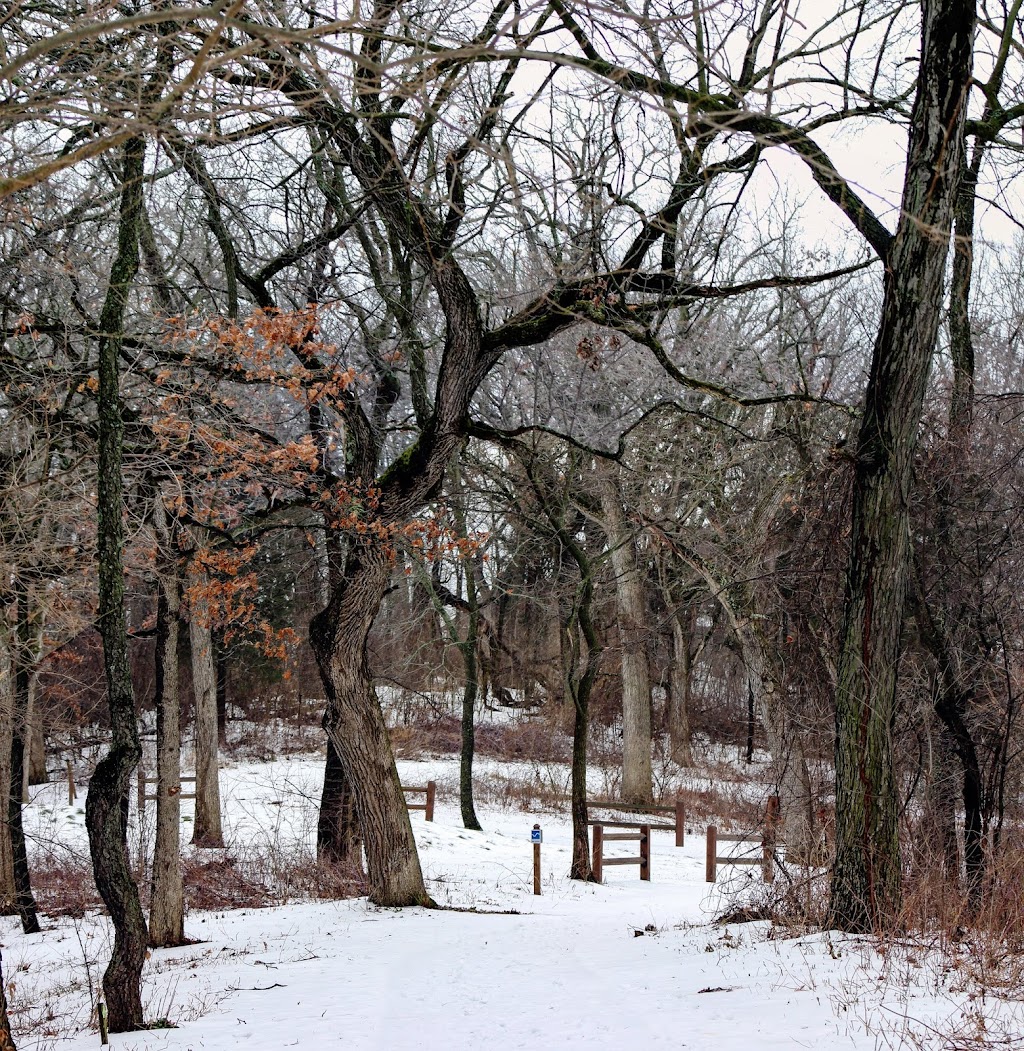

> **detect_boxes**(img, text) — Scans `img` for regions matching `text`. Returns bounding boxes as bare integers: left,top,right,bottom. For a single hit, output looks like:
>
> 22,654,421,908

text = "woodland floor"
10,745,1024,1050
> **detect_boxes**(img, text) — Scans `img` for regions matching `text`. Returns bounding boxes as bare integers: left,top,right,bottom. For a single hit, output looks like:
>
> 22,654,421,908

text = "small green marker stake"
98,1001,108,1045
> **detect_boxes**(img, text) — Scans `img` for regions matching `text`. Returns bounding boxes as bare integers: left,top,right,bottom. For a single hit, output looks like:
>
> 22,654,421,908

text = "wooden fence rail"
402,781,436,822
137,770,197,815
586,798,685,846
705,796,780,883
592,822,651,883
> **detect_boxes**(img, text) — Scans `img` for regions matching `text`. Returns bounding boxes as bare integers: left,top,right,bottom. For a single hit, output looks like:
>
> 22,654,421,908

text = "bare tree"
830,0,975,932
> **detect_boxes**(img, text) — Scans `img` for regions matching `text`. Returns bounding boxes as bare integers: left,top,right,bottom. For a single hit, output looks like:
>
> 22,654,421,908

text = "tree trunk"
214,630,229,747
925,721,960,881
0,640,17,915
189,586,223,848
567,561,601,883
10,581,39,933
596,464,652,805
830,0,974,933
25,672,46,787
668,609,694,766
85,134,148,1032
0,948,15,1050
149,550,185,947
310,543,433,907
458,557,482,832
317,737,363,868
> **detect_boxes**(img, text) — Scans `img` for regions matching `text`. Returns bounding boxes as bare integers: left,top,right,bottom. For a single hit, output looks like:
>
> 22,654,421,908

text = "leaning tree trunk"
310,543,433,907
830,0,974,933
188,582,223,848
149,527,185,948
313,514,363,869
85,134,149,1031
596,464,653,805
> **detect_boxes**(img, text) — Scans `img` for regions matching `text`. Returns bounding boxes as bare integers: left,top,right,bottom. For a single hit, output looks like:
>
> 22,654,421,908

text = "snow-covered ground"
11,755,1023,1050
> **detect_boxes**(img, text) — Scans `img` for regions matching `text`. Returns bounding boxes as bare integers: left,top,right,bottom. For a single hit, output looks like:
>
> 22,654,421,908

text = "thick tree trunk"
830,0,974,933
149,551,185,947
10,582,39,933
85,134,148,1031
310,544,433,907
596,465,652,805
189,587,223,848
317,737,362,868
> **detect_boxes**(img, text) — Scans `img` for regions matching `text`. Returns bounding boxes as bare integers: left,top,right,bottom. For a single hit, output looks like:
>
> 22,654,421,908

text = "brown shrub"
31,851,101,918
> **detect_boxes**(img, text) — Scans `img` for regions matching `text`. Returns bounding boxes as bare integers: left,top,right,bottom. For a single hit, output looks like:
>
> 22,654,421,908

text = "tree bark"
830,0,974,933
458,568,483,832
317,737,362,868
310,543,433,907
0,640,18,915
189,582,223,848
84,135,148,1031
0,948,15,1050
149,513,185,947
566,549,602,883
595,464,653,805
10,580,39,933
26,671,46,787
668,608,694,767
214,631,228,747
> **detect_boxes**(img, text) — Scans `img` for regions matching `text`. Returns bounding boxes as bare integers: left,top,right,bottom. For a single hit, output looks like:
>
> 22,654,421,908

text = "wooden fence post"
66,760,75,805
640,824,650,881
706,825,717,882
425,780,436,822
592,823,604,883
137,767,146,816
675,799,685,847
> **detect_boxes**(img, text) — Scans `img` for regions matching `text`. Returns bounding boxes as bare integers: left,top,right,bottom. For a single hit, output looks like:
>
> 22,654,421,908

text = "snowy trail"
12,756,1004,1050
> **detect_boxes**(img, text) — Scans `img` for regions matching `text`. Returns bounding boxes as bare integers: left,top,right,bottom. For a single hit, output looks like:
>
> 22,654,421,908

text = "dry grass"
390,714,572,763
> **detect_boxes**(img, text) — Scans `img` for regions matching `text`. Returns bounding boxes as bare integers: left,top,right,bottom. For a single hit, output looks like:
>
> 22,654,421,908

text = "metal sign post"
531,824,542,895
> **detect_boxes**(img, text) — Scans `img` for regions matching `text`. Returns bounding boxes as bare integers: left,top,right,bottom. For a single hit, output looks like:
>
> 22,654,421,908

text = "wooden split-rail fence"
137,769,196,814
705,796,781,883
137,771,437,823
402,781,436,822
587,797,686,883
